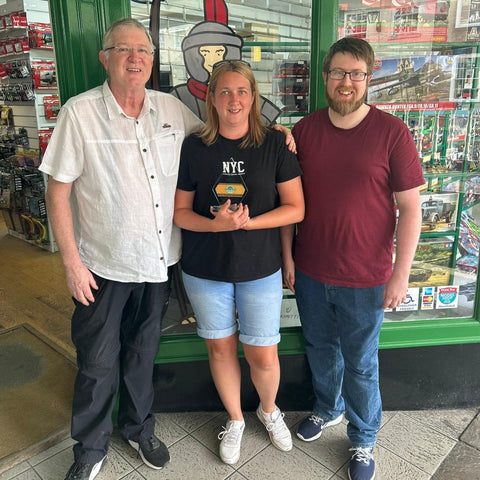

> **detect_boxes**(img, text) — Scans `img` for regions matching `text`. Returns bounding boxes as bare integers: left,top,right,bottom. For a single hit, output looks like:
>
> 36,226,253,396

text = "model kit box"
458,210,480,272
31,61,56,89
368,55,454,104
338,0,467,43
43,95,60,120
420,192,458,233
28,23,53,50
408,236,455,287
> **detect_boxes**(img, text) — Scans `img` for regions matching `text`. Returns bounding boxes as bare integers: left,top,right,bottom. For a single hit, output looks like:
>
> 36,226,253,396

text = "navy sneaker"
64,456,106,480
348,447,375,480
296,413,344,441
128,434,170,469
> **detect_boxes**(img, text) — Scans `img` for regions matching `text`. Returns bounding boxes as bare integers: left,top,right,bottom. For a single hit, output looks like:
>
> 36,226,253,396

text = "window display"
131,0,312,333
337,0,480,323
131,0,311,127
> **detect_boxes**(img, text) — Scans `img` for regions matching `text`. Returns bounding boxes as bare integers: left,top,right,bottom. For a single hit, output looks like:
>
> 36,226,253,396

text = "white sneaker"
256,404,293,452
217,420,245,465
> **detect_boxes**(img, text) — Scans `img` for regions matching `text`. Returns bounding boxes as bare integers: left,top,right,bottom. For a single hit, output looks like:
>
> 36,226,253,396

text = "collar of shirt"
101,81,157,120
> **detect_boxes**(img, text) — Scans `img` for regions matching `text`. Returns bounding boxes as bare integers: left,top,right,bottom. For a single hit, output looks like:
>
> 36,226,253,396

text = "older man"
40,19,203,480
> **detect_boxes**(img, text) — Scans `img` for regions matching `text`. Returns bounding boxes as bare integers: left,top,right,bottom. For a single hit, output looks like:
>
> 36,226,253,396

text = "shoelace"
139,435,161,453
218,424,243,445
309,414,325,426
350,447,374,465
265,411,288,435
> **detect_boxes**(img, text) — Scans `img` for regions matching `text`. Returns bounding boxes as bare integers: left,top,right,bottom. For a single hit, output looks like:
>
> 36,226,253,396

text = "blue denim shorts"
182,270,282,346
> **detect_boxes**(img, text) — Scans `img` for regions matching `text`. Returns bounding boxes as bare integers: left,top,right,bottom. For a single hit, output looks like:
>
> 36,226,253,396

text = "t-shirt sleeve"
177,134,197,191
388,118,425,192
272,130,303,183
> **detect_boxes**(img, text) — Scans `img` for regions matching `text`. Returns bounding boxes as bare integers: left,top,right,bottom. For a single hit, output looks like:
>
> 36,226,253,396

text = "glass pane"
337,0,480,322
131,0,312,333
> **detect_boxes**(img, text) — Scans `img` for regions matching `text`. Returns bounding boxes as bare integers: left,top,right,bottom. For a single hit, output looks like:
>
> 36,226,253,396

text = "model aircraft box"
368,55,454,104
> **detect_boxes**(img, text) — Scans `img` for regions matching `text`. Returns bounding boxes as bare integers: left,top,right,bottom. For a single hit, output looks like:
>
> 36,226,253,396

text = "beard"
325,85,367,116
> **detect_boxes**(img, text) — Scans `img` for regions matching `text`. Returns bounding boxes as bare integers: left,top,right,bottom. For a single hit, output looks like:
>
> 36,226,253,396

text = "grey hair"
103,18,155,53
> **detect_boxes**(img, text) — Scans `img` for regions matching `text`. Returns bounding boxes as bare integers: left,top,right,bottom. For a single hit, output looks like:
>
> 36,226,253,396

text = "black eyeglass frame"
327,70,368,82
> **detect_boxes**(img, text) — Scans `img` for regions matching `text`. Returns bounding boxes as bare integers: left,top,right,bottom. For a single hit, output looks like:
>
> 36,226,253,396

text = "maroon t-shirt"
292,106,425,288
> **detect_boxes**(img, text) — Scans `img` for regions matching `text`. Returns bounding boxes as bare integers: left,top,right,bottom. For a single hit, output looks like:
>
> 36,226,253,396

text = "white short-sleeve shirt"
39,81,204,283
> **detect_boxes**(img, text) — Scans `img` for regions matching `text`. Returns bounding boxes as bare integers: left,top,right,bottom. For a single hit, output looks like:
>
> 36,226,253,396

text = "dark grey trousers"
70,272,170,463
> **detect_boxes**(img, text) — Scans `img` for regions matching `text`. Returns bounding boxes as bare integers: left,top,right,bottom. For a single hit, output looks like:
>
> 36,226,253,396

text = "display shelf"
243,41,309,52
242,40,310,126
6,226,54,251
0,0,56,253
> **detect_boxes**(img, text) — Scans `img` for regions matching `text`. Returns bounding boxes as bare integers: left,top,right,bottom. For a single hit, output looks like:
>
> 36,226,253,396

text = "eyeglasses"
328,70,368,82
104,45,153,58
212,59,251,70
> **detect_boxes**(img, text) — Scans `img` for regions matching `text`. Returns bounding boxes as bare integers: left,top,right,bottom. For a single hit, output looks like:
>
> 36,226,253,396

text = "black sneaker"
64,456,106,480
128,434,170,469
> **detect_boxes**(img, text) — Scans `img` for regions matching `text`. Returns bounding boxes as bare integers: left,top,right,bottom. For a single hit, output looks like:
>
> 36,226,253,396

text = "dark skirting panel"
152,343,480,412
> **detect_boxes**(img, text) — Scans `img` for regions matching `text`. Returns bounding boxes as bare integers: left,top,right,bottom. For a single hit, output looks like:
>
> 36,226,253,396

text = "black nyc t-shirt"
177,129,302,282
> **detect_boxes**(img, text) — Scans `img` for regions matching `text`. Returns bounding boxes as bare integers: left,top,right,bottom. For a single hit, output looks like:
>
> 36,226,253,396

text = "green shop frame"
48,0,480,364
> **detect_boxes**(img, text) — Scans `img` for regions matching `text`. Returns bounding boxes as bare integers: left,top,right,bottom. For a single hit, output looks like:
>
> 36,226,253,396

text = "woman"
173,60,304,465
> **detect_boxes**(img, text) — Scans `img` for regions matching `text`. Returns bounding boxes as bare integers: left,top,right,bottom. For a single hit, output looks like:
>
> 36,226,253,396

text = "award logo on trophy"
212,160,248,211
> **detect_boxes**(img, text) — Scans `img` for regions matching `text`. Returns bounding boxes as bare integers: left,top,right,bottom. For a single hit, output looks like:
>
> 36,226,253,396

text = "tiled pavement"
1,220,479,479
1,408,479,480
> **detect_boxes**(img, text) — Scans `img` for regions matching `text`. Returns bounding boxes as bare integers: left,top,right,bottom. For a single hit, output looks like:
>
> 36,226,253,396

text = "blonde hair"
199,61,267,148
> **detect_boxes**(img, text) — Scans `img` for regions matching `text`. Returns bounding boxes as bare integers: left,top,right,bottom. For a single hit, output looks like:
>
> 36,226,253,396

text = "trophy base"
211,204,239,212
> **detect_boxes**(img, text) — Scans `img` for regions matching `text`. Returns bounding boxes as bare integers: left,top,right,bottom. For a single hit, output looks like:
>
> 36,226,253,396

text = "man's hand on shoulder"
272,124,297,153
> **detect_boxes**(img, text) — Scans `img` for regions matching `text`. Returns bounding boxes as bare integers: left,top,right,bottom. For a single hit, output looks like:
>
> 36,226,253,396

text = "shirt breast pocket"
152,130,185,177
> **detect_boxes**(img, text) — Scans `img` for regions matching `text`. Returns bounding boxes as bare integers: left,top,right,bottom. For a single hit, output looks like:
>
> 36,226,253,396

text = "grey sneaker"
256,404,292,451
218,420,245,465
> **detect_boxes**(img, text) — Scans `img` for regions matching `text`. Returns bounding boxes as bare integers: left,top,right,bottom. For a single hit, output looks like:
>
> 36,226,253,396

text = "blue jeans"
294,269,384,448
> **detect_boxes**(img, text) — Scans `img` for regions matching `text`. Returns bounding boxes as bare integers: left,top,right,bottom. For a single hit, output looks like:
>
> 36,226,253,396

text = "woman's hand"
210,200,250,231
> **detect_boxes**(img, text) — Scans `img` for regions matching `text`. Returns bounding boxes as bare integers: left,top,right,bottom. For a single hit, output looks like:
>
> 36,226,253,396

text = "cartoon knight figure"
170,0,280,125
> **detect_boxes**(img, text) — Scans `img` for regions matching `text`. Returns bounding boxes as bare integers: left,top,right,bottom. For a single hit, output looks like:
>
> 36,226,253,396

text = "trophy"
212,171,248,212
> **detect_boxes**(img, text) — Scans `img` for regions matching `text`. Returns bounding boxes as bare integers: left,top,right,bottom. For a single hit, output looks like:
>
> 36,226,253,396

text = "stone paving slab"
460,412,480,450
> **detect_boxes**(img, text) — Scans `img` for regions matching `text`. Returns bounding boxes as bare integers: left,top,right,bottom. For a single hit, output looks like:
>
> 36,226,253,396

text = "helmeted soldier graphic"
170,0,280,125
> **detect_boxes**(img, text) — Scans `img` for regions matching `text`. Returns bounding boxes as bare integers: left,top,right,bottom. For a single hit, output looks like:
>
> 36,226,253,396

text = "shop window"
339,0,480,323
131,0,312,334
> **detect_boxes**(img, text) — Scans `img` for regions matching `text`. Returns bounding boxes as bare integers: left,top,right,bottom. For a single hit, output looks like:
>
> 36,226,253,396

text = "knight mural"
170,0,280,125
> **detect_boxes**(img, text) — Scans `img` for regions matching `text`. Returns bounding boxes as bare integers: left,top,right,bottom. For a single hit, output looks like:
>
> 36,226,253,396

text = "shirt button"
143,148,147,152
151,175,154,179
159,230,162,234
160,257,164,260
155,204,159,207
